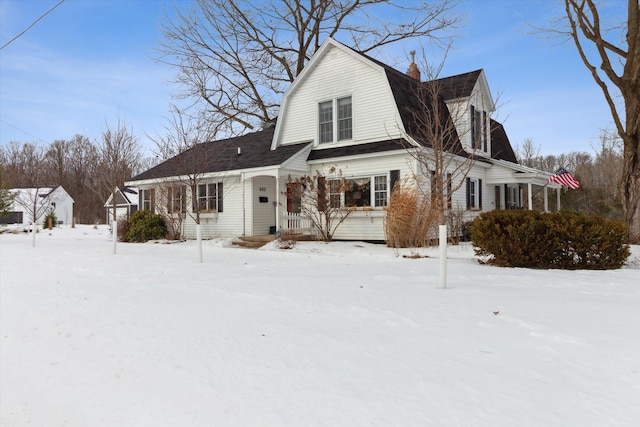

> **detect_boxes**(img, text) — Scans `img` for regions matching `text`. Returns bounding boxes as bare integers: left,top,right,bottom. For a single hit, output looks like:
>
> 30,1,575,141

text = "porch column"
543,186,549,212
527,182,533,210
275,175,280,231
557,187,561,212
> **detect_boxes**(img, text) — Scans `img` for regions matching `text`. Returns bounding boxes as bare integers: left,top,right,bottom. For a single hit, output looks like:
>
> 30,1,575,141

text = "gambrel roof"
130,38,519,183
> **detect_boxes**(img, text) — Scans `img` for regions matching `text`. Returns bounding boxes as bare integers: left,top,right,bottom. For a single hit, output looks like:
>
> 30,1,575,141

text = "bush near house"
470,210,630,270
126,210,167,243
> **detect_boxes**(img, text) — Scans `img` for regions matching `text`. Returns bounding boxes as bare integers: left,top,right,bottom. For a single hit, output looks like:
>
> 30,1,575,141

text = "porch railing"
280,212,313,235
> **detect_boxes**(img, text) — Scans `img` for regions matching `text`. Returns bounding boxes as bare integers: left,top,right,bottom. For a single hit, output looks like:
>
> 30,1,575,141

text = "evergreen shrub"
469,210,630,269
43,210,57,228
126,210,167,242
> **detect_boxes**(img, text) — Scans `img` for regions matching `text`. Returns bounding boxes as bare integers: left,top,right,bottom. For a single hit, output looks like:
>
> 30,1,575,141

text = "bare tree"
287,167,352,241
394,52,482,288
9,144,55,246
515,138,541,168
160,0,460,136
92,118,142,253
152,107,221,262
0,165,16,221
546,0,640,241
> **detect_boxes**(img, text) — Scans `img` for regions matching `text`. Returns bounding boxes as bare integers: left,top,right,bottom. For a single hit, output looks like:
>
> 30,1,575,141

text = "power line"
0,119,45,142
0,0,65,51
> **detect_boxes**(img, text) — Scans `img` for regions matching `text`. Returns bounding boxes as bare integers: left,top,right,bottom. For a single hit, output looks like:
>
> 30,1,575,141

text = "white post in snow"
438,224,447,289
196,223,203,263
112,219,117,255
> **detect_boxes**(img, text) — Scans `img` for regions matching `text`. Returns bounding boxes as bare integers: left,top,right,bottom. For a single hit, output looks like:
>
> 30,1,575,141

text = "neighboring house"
104,186,139,225
127,38,561,241
1,186,74,226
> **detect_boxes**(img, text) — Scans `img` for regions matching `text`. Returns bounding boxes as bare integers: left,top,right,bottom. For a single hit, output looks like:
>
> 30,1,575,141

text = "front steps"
232,233,315,249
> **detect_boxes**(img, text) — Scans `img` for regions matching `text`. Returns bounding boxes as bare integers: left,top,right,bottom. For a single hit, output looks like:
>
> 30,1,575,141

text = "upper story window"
470,106,489,152
318,96,352,143
319,101,333,143
337,97,352,140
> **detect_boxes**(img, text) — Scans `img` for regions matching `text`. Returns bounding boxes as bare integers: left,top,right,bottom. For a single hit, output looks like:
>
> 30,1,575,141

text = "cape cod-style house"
126,38,561,241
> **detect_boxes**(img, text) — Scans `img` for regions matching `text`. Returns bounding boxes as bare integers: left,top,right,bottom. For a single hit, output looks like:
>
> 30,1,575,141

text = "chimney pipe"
406,50,421,81
237,147,241,155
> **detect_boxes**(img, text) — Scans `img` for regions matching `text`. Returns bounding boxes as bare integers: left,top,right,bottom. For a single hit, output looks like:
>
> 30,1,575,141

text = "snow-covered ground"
1,225,639,426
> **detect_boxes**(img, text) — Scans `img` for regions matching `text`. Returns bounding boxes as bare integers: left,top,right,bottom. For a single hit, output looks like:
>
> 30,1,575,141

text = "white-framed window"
167,185,186,214
196,182,223,212
141,189,155,212
471,106,489,152
318,96,352,143
466,177,482,210
374,175,387,207
337,97,352,141
329,174,388,208
319,101,333,143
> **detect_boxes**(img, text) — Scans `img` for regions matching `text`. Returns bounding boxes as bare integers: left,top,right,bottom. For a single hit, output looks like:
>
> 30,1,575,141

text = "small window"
466,178,482,210
141,189,155,212
319,101,333,143
167,185,186,214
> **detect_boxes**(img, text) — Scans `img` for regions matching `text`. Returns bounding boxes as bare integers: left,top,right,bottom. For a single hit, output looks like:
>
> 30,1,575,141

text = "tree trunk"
622,131,640,242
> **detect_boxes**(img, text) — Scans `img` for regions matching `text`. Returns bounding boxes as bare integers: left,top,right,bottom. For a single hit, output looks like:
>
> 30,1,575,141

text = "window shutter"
470,106,476,148
504,184,509,208
478,179,483,209
466,177,471,210
390,170,400,194
317,176,327,211
446,172,452,208
217,182,223,213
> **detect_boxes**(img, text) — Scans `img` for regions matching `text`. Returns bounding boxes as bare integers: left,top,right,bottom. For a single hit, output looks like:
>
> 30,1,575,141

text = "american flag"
548,168,580,189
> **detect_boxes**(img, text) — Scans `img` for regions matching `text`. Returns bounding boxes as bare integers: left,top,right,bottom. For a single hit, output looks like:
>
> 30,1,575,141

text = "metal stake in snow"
112,219,117,255
438,224,447,289
196,223,203,263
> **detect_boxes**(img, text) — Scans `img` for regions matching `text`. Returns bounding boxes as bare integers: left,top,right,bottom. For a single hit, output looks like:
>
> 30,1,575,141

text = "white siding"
181,176,244,239
252,176,277,235
277,45,402,147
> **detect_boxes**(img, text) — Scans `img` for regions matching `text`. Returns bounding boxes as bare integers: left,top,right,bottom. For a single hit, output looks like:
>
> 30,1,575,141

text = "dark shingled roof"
130,43,514,182
308,139,406,161
490,119,518,163
351,47,468,156
130,126,308,182
435,69,483,100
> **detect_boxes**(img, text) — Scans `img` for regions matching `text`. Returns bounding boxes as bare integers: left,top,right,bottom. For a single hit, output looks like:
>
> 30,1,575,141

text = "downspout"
241,172,246,236
275,173,280,231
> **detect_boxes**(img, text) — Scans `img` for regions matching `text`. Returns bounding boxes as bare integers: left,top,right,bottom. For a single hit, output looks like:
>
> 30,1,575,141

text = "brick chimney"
406,50,421,81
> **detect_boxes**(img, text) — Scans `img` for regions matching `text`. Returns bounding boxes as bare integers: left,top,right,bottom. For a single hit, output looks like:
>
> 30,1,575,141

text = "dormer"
436,69,495,158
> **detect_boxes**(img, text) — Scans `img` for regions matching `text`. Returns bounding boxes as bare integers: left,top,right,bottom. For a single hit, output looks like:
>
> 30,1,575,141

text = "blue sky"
0,0,625,157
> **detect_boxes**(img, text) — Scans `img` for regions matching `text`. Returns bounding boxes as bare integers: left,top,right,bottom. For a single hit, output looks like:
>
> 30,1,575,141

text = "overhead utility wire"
0,0,65,51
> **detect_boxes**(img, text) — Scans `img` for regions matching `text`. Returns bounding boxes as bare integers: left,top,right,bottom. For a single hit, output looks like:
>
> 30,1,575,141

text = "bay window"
328,174,388,208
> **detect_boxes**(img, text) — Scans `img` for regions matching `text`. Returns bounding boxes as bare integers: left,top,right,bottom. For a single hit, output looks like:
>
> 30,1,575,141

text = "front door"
287,182,302,213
